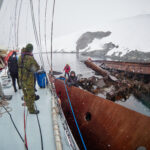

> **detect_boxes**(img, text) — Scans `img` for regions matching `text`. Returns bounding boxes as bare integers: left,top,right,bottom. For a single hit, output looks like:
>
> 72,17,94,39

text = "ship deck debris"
78,60,150,105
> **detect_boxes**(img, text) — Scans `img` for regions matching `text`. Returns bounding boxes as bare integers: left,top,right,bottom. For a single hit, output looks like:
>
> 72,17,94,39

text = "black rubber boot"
30,110,40,114
35,95,40,101
21,96,24,100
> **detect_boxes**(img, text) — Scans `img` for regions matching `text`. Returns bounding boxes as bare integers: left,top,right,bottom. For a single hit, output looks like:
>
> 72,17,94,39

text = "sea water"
35,53,150,117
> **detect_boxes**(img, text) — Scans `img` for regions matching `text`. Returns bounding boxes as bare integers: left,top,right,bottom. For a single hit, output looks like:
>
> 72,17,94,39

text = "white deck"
0,73,74,150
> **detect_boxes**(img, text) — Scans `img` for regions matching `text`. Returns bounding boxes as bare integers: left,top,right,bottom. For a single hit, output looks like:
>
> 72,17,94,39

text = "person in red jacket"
64,64,70,78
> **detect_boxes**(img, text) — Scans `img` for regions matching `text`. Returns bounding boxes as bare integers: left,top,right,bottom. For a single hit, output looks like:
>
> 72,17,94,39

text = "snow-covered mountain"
53,14,150,61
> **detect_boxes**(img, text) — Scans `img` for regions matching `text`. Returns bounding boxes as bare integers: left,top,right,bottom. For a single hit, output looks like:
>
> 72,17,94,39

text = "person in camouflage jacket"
18,44,40,114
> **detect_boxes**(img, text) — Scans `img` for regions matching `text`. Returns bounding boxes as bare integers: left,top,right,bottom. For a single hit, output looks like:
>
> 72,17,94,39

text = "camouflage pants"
22,85,35,113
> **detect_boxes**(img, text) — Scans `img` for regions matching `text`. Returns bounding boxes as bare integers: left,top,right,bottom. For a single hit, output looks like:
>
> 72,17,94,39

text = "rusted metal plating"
94,60,150,75
53,78,150,150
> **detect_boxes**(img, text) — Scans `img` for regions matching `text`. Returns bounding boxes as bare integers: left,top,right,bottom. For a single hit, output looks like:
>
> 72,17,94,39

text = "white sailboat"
0,0,79,149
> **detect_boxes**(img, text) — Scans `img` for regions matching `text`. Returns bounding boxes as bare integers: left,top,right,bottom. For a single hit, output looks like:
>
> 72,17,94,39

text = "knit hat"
13,51,17,55
25,43,33,52
70,71,75,76
21,47,26,53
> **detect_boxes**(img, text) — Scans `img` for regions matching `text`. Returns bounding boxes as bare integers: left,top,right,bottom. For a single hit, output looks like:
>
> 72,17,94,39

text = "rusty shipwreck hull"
94,60,150,75
54,78,150,150
85,60,109,77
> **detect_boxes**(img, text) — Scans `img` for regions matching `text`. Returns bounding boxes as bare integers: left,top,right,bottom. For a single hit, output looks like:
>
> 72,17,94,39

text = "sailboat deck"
0,75,72,150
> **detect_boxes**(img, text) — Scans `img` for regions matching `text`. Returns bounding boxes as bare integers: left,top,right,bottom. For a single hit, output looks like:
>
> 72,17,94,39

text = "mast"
0,0,3,9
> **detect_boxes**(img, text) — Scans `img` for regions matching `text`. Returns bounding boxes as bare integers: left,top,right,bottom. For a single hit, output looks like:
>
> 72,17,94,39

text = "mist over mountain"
0,0,150,62
53,14,150,62
76,31,111,52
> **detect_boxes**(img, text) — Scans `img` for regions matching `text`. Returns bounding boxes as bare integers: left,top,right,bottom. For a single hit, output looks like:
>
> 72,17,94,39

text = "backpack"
8,56,18,75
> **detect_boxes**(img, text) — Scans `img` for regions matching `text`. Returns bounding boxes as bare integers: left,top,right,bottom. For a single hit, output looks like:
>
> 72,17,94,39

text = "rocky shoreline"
81,49,150,62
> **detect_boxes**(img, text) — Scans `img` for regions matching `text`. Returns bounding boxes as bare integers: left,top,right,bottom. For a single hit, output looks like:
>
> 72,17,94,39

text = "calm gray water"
35,53,94,77
35,53,150,117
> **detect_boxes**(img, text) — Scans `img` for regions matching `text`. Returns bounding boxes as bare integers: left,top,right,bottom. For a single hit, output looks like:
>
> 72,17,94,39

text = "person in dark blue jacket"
67,71,78,87
8,52,21,92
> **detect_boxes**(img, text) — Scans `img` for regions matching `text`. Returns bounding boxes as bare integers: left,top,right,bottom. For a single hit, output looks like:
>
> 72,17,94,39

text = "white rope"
29,0,45,69
14,0,19,48
25,2,29,45
16,0,23,48
50,0,56,71
8,16,14,49
38,0,42,50
8,0,17,49
44,0,51,68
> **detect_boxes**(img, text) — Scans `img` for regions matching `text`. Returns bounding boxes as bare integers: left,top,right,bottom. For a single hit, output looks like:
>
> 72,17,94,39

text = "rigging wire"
14,0,19,48
38,0,42,49
8,0,17,49
16,0,23,48
50,0,56,72
11,0,19,49
0,0,10,48
0,0,16,49
25,2,29,44
0,0,10,27
38,0,47,70
29,0,45,69
8,16,14,49
44,0,51,68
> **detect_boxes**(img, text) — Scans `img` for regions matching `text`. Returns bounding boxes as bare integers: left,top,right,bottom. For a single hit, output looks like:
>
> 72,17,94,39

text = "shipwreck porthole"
137,146,147,150
58,91,61,97
85,112,91,121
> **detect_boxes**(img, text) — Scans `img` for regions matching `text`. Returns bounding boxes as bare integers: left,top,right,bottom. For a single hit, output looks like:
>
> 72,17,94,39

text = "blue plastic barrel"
35,71,48,88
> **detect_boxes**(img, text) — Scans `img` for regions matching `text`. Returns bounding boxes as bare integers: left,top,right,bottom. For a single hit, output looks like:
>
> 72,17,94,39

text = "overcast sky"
53,0,150,36
1,0,150,37
0,0,150,48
